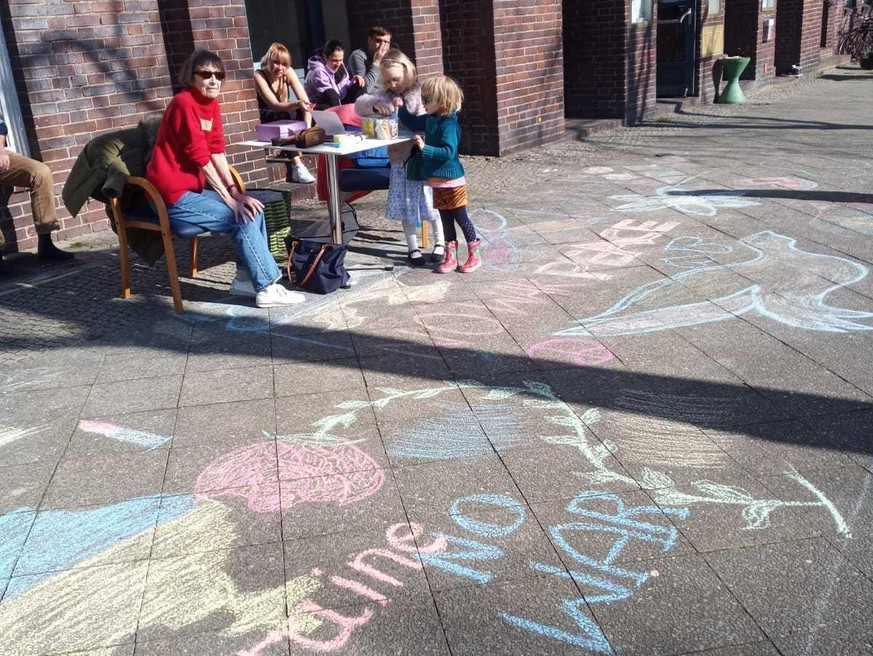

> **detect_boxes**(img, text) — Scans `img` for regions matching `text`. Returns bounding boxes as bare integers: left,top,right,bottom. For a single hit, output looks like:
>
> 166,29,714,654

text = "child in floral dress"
355,49,445,264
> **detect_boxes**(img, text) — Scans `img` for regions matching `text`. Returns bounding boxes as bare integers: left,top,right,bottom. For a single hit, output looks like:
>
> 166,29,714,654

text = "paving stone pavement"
1,66,872,656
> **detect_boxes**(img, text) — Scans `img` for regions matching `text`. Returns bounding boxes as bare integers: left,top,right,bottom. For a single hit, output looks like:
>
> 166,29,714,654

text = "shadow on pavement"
668,189,873,204
1,259,871,458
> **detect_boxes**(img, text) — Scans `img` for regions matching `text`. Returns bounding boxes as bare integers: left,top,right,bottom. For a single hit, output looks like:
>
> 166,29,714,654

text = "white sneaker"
255,283,306,307
290,164,316,184
229,273,256,297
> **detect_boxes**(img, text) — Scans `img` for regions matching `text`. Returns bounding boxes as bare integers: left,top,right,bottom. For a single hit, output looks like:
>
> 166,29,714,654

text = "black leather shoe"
37,235,74,261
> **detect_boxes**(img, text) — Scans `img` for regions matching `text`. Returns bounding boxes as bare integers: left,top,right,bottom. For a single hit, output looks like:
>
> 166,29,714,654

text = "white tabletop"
239,136,410,156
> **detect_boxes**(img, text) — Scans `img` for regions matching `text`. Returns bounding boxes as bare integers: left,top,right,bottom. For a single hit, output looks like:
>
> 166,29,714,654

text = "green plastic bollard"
718,57,750,104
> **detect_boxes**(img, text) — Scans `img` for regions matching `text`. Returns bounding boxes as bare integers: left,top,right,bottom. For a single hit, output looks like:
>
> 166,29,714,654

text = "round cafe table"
718,56,750,104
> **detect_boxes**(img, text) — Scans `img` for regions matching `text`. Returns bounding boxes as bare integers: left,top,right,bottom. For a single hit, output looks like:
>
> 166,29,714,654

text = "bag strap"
286,239,300,283
299,244,330,287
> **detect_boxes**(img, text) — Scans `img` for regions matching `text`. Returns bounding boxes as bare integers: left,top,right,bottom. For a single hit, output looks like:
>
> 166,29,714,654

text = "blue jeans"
165,190,280,292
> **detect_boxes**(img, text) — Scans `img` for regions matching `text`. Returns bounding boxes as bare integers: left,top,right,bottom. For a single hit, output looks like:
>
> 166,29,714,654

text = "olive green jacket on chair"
62,118,164,264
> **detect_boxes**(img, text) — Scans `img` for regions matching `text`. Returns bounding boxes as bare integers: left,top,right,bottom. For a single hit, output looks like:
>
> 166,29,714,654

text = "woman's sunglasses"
195,70,226,81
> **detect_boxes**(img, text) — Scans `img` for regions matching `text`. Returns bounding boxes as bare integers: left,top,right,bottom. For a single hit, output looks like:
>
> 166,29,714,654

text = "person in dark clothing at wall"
0,110,73,269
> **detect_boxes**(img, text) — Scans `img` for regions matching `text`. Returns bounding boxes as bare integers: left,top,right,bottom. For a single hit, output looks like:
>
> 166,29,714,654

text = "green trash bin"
718,56,750,105
247,189,292,262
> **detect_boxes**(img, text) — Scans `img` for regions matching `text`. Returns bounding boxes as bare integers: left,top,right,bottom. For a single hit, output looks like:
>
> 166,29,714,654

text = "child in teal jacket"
398,75,481,273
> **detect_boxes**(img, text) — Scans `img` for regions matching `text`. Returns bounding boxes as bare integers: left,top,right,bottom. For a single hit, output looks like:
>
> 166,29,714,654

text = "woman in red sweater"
147,49,303,307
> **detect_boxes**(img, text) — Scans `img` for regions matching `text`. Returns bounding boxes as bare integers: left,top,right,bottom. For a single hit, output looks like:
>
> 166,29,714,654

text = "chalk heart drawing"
556,230,873,337
609,185,759,217
527,337,614,367
195,441,384,513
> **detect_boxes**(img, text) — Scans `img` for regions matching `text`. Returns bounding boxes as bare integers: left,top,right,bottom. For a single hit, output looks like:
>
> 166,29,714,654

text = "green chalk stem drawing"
270,379,852,538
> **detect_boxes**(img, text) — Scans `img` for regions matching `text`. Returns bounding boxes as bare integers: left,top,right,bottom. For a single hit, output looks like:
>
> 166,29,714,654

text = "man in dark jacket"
0,111,72,268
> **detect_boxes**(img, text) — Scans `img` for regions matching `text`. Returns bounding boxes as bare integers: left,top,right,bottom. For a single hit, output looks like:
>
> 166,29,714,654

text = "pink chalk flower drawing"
195,441,384,513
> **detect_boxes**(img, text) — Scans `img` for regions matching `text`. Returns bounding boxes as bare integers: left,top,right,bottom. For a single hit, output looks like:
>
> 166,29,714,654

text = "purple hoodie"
304,54,354,106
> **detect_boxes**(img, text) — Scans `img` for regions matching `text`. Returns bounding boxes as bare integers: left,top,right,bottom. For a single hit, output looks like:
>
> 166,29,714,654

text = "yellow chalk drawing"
0,500,322,654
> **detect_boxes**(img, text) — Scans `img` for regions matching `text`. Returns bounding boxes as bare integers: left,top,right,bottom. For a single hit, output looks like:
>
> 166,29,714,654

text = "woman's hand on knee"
228,190,264,223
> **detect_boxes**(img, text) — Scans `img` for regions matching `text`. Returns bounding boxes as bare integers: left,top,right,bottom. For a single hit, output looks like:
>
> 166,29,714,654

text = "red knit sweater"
147,88,225,205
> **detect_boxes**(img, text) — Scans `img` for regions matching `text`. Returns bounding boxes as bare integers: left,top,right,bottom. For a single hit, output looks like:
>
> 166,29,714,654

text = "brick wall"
724,0,777,81
626,19,656,124
438,0,499,155
1,0,174,251
776,0,824,74
1,0,265,253
346,0,444,77
492,0,564,155
697,0,725,104
564,0,627,120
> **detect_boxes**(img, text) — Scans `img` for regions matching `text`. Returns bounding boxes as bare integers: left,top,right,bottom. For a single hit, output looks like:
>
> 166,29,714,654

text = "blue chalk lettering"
551,523,652,586
450,494,526,538
528,561,634,604
500,598,612,653
565,491,683,550
421,534,503,584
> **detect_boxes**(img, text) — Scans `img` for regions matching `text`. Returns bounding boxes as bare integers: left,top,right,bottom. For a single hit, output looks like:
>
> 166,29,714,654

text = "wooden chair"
109,167,245,313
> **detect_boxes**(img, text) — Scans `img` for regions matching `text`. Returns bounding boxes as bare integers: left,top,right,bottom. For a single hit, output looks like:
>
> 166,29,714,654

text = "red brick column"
185,0,263,177
492,0,564,154
627,19,656,124
1,0,174,250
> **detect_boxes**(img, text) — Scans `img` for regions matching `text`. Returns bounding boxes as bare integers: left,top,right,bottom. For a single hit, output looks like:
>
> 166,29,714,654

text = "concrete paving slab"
179,365,274,407
590,554,765,656
43,449,169,510
705,539,873,654
80,375,183,419
434,571,605,656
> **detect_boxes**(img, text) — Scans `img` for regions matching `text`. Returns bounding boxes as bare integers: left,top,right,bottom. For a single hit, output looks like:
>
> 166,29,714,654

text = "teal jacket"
398,108,465,181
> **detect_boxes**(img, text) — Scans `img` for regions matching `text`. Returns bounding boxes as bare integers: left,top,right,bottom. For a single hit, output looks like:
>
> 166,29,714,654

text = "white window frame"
0,23,30,157
631,0,653,23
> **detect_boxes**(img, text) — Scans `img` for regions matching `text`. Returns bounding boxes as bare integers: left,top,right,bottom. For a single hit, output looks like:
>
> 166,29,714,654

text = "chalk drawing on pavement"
609,185,759,216
194,441,384,513
745,177,818,190
662,236,735,269
0,425,45,450
387,402,521,459
0,500,323,655
77,420,173,451
0,495,193,600
555,230,873,337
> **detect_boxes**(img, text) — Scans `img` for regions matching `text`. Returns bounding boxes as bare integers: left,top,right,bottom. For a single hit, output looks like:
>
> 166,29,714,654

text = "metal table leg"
324,153,342,244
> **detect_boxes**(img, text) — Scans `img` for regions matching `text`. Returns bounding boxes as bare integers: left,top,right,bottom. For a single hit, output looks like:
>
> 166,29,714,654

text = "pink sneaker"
458,239,482,273
435,241,458,273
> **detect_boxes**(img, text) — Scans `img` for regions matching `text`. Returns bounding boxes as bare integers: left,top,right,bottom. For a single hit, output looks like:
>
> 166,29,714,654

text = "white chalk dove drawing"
609,185,760,217
556,231,873,337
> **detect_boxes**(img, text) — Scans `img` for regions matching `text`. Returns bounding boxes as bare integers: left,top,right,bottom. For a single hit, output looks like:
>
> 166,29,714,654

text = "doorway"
656,0,697,97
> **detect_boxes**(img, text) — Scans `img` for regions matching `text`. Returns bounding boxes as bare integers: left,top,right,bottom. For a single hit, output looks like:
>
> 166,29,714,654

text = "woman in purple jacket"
304,40,365,108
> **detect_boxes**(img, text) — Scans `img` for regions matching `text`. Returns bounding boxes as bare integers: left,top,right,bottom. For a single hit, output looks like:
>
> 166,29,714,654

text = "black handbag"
285,238,350,294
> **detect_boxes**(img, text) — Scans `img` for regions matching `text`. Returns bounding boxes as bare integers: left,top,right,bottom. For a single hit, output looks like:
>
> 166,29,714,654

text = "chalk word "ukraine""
240,490,688,654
